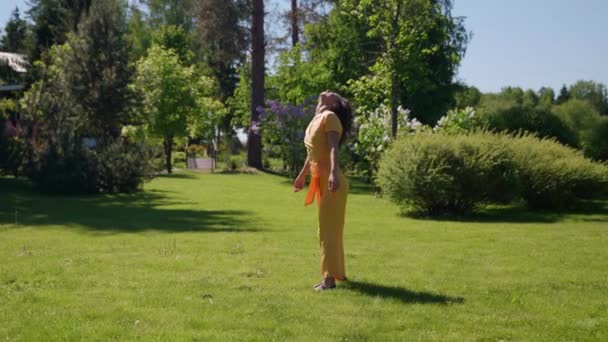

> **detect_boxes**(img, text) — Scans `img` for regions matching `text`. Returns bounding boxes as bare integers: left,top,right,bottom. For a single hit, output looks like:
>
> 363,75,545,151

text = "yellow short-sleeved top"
304,109,343,164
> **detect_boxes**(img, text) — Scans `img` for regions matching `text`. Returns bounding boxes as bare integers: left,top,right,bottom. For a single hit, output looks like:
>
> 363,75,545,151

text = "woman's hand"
328,170,340,192
293,174,306,192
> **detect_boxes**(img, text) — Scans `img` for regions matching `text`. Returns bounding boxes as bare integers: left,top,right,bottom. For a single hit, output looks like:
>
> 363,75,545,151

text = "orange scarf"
304,162,323,208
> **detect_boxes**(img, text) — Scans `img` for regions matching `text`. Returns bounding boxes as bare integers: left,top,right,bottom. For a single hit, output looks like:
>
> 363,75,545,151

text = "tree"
553,99,601,139
194,0,249,100
26,0,91,61
280,0,333,48
308,0,469,132
556,84,570,104
585,116,608,161
453,84,481,108
64,0,92,31
568,80,608,115
248,0,264,168
67,0,133,141
187,76,228,150
125,4,152,63
299,0,334,24
537,87,555,110
291,0,299,46
306,2,380,91
141,0,194,32
152,25,193,65
499,86,524,105
1,7,29,54
522,89,539,108
271,45,332,105
134,45,195,173
20,44,85,152
227,62,252,128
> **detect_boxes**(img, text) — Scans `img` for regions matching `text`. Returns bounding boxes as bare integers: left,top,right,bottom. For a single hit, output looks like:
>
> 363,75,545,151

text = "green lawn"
1,172,607,341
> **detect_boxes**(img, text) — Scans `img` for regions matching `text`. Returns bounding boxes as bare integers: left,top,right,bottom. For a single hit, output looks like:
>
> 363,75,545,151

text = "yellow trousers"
305,163,348,280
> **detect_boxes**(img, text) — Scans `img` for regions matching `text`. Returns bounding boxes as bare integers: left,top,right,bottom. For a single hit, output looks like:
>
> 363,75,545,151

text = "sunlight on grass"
1,173,607,340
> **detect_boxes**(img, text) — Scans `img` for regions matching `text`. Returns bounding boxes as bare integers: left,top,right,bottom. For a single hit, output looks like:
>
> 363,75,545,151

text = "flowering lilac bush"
434,107,483,133
257,99,315,176
353,104,424,179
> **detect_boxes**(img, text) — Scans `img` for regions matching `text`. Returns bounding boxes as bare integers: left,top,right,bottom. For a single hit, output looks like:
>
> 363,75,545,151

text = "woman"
293,90,353,291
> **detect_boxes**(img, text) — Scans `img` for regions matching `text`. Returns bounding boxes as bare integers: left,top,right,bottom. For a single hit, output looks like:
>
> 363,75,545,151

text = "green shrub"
0,99,26,177
30,138,158,194
378,131,608,215
507,134,608,209
584,116,608,161
96,140,159,193
482,105,578,147
228,155,244,171
29,138,99,194
377,132,520,215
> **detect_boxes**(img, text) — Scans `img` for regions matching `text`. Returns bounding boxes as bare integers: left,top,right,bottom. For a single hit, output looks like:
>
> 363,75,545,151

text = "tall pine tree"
195,0,249,100
67,0,133,141
1,7,29,53
27,0,91,61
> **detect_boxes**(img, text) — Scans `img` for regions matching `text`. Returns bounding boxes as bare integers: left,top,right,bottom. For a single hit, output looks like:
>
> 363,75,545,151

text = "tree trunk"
164,134,173,174
291,0,299,46
390,70,399,137
248,0,264,169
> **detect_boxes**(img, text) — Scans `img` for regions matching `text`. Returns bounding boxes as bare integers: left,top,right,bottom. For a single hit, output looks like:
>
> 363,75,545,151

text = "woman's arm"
293,155,311,192
327,131,341,192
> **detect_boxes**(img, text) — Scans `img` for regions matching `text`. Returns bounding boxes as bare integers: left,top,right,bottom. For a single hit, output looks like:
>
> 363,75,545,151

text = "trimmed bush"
507,134,608,209
377,131,608,215
377,132,519,215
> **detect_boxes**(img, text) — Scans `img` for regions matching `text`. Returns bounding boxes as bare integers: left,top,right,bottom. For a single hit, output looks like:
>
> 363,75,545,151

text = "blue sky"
452,0,608,92
2,0,607,93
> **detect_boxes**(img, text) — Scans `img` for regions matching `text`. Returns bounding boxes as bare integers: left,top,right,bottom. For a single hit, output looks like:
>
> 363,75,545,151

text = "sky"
1,0,607,93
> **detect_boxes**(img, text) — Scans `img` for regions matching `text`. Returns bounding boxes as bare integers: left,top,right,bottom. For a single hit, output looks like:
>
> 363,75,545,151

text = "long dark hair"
332,94,353,146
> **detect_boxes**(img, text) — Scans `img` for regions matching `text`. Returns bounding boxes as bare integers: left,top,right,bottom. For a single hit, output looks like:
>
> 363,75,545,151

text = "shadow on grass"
344,280,464,305
156,172,199,179
400,201,608,224
0,177,260,233
261,168,291,178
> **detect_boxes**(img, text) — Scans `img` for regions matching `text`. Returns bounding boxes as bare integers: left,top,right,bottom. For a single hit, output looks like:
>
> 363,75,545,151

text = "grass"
1,171,607,341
